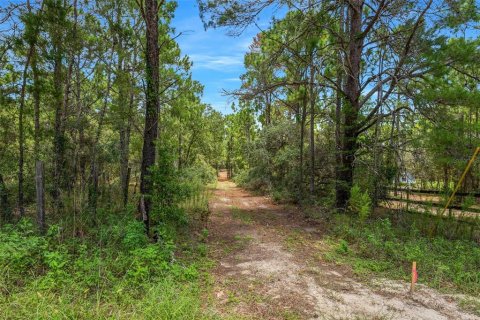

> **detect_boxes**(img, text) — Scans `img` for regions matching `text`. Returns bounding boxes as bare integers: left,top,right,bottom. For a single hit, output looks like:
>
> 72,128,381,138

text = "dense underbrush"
0,211,214,319
0,157,218,319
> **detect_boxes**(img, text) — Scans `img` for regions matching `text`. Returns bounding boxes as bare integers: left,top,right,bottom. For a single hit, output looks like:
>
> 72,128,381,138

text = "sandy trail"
207,171,479,320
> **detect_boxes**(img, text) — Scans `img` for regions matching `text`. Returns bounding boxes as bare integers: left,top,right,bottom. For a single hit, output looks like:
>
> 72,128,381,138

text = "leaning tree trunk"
139,0,160,235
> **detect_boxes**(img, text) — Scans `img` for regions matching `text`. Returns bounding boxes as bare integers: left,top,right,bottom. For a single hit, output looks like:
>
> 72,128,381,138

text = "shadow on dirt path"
206,171,479,320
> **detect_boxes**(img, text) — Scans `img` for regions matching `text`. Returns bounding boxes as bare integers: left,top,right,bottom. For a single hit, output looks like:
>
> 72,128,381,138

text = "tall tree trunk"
18,0,41,218
32,45,41,160
120,90,133,208
119,128,131,207
372,51,384,205
309,62,315,196
139,0,160,235
115,2,132,208
394,108,401,192
88,162,99,222
265,92,271,126
61,55,74,191
389,109,397,196
299,98,307,200
89,55,113,220
372,113,380,204
336,0,364,210
18,47,33,217
335,3,345,210
71,51,82,236
227,135,233,179
52,15,65,211
29,0,44,229
61,0,77,193
178,131,183,169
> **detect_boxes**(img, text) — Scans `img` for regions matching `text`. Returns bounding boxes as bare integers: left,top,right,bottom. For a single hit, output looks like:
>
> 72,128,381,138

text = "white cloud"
236,38,254,51
189,54,244,71
224,77,241,82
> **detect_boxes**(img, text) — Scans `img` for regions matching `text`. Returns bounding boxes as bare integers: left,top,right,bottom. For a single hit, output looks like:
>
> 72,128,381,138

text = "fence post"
406,186,410,212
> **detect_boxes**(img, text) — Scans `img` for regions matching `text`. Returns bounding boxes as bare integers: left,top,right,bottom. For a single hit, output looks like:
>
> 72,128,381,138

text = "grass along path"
205,171,479,320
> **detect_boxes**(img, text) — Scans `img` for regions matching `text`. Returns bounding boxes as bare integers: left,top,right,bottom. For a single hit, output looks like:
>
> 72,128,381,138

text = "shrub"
336,239,349,254
0,214,210,318
233,121,300,198
182,156,217,185
232,169,250,186
149,152,191,229
348,184,372,221
122,220,148,250
0,219,46,277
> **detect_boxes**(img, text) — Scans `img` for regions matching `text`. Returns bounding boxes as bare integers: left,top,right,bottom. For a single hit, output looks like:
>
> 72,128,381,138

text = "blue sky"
172,0,273,114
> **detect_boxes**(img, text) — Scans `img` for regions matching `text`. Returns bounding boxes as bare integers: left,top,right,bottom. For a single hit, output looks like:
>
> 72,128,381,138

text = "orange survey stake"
410,261,418,293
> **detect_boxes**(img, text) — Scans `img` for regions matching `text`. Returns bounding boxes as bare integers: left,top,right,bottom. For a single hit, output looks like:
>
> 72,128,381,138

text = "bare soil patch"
206,171,480,320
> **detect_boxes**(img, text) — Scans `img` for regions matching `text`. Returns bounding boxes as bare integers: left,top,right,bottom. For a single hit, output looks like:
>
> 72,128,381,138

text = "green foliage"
182,156,217,185
150,146,217,231
348,184,372,221
329,215,480,295
335,239,349,254
0,220,47,281
151,147,199,229
152,147,191,208
462,195,476,211
0,277,209,319
0,0,221,317
232,121,300,200
0,214,212,319
122,220,148,250
127,244,172,282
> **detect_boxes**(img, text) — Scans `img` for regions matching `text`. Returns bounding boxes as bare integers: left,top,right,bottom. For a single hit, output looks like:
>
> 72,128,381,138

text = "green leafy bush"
122,220,148,250
182,155,217,184
336,239,349,254
0,214,210,319
0,145,215,318
233,121,300,198
151,146,214,229
348,184,372,221
0,220,46,277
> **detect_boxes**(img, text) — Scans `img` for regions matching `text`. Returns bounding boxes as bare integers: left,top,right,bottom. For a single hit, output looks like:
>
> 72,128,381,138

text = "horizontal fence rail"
383,196,480,214
386,187,480,197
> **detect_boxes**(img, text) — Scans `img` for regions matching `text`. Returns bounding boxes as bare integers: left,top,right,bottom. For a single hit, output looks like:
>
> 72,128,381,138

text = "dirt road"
206,171,479,320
